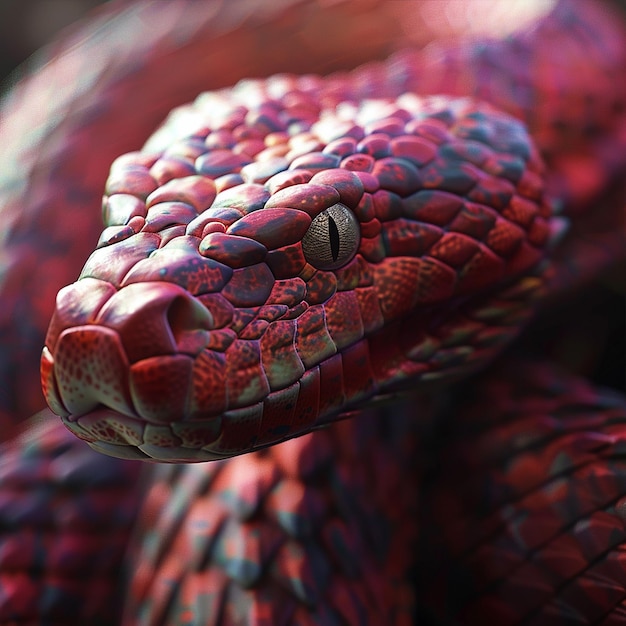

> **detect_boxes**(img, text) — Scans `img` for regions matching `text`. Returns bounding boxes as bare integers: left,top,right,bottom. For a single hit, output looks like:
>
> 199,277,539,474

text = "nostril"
95,282,213,363
167,294,214,355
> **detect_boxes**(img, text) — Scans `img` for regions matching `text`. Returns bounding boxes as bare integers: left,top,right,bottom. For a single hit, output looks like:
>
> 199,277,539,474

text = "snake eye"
301,203,360,270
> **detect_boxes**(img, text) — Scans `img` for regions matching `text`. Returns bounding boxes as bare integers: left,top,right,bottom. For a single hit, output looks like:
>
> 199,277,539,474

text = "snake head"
41,83,554,462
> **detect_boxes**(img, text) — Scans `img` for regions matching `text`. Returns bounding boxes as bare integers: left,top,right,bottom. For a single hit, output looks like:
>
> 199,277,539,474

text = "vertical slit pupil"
328,216,340,261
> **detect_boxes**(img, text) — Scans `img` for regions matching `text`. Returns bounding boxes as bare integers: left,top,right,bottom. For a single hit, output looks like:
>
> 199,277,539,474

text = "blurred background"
1,0,626,83
0,0,107,81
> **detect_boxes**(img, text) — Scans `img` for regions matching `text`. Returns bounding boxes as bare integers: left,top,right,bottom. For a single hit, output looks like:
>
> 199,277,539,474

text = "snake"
0,0,625,624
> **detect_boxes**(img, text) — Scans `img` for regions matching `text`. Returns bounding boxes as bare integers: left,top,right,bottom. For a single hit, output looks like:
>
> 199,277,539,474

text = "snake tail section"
41,90,554,462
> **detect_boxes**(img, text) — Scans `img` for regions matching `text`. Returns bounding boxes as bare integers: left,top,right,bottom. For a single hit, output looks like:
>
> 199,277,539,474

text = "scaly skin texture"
122,401,421,625
0,414,141,625
418,360,626,625
0,0,625,625
42,94,553,462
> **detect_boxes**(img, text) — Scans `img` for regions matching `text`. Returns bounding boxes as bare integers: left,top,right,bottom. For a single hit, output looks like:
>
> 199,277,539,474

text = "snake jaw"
42,88,556,462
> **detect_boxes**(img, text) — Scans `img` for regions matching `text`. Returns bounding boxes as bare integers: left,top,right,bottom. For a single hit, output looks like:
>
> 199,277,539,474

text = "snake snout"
94,282,214,363
41,279,223,460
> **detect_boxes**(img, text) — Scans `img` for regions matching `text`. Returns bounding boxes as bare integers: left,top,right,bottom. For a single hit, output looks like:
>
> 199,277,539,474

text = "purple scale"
205,129,236,150
289,152,341,173
245,107,286,135
265,183,340,217
265,278,307,308
220,264,275,308
238,319,270,341
310,169,364,208
196,293,234,328
403,189,464,226
265,244,307,280
149,156,196,185
215,173,245,192
97,224,136,248
256,304,289,323
340,153,375,173
420,159,479,195
121,242,233,296
390,136,438,167
322,137,358,158
356,134,391,159
227,208,311,251
146,175,217,212
143,201,199,232
195,150,252,178
304,270,337,306
313,120,365,144
80,232,161,288
438,139,494,168
199,232,267,268
265,169,313,195
212,184,271,213
354,194,377,222
372,157,422,197
105,164,158,200
234,138,266,158
364,117,406,137
164,137,209,160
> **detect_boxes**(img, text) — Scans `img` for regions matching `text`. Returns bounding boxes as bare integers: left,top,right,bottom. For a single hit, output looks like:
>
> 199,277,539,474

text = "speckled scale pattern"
121,401,420,625
417,361,626,625
0,411,142,625
42,92,554,461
